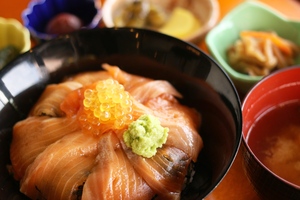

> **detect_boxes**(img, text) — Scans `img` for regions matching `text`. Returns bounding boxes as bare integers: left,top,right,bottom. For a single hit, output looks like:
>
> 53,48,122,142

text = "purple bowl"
22,0,102,41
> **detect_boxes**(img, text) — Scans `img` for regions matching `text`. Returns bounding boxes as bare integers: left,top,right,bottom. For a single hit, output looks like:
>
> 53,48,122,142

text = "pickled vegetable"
113,0,167,28
0,45,19,70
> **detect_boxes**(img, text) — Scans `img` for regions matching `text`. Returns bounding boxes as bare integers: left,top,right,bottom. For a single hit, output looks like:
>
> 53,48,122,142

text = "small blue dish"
22,0,102,41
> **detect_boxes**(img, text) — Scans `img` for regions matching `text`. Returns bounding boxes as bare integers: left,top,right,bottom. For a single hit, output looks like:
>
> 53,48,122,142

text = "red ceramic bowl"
242,66,300,200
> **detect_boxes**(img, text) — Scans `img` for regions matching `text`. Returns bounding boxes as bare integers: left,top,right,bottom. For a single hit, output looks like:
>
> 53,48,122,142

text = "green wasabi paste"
123,114,168,158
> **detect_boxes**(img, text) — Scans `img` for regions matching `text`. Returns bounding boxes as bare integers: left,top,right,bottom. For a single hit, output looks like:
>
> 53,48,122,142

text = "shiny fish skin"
10,115,80,180
82,132,155,200
30,81,82,117
20,132,99,200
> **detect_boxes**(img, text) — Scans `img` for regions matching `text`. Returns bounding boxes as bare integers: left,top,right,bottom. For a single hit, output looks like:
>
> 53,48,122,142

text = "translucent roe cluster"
79,79,133,134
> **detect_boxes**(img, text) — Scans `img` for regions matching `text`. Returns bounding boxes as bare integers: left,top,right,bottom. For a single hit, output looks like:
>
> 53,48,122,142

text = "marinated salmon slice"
20,132,99,200
102,63,150,91
82,132,155,200
127,80,182,103
144,94,203,162
11,81,83,180
10,116,80,180
30,81,82,117
122,143,190,200
63,70,112,86
103,64,181,100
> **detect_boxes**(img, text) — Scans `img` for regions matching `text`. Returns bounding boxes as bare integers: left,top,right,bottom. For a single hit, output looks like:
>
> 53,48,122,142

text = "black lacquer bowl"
0,28,242,200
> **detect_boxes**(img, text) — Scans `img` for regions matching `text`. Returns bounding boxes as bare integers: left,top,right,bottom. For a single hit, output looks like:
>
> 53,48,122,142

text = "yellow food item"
159,7,201,39
113,0,147,28
81,78,133,131
123,114,169,158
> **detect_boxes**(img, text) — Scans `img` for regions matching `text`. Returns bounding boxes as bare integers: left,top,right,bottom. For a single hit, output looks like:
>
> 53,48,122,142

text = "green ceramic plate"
206,1,300,94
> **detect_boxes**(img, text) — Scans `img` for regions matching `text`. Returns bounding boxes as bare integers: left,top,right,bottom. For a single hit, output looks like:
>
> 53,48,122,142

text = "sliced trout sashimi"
144,94,203,161
122,143,191,200
103,64,182,101
20,132,99,200
164,122,202,162
102,64,151,91
10,116,80,180
82,131,155,200
30,81,82,117
127,80,182,103
64,70,112,86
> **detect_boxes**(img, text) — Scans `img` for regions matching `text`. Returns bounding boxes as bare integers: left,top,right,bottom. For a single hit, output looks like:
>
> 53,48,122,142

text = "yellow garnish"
159,7,201,39
80,79,133,134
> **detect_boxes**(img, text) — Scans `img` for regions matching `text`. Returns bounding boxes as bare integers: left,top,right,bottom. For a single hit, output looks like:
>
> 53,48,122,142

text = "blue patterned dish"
22,0,102,41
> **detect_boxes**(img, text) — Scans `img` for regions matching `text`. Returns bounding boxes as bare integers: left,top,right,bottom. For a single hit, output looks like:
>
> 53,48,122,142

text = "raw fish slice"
64,70,112,86
122,143,191,200
10,116,80,180
164,122,202,162
103,64,182,100
30,81,82,117
128,80,182,103
20,132,99,200
144,95,202,161
102,63,150,91
82,131,155,200
60,86,84,117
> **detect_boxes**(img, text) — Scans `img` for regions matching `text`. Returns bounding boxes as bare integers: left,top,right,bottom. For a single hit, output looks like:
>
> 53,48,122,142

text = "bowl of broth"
0,28,242,199
242,66,300,200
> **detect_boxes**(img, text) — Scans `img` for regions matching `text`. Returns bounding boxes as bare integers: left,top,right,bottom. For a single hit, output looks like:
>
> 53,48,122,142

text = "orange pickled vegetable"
240,31,294,56
227,30,299,76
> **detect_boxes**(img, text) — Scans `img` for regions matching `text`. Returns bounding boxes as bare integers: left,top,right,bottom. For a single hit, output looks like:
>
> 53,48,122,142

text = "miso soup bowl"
242,66,300,200
0,28,242,199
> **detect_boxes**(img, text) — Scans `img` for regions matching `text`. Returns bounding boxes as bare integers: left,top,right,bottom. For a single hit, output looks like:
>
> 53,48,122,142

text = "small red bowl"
242,66,300,200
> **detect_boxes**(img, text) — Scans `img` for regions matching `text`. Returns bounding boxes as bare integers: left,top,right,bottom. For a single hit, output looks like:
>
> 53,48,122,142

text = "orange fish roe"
78,79,133,135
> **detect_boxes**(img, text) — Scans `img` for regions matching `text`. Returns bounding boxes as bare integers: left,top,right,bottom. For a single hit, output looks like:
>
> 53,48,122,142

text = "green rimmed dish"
206,1,300,95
